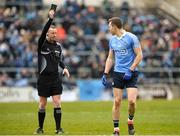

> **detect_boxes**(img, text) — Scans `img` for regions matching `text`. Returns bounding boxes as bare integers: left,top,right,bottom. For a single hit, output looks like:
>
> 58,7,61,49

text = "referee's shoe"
55,128,64,134
34,127,44,135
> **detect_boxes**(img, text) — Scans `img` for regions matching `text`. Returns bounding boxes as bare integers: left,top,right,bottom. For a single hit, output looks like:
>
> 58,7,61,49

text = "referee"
34,9,70,134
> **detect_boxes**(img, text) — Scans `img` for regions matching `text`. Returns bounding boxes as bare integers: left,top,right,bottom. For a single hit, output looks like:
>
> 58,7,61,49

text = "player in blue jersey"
102,17,143,135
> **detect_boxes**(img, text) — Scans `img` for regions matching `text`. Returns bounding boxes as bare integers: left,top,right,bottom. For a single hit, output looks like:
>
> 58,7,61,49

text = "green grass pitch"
0,100,180,135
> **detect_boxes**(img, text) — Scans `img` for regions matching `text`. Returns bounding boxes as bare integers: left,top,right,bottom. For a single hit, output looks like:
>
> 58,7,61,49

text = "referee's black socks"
54,107,62,130
38,108,46,129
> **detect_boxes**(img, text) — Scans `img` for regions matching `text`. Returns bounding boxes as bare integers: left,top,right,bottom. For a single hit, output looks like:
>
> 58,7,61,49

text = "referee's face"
47,28,57,42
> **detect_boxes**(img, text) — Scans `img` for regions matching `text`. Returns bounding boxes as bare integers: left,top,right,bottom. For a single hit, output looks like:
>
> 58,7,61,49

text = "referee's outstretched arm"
38,10,55,49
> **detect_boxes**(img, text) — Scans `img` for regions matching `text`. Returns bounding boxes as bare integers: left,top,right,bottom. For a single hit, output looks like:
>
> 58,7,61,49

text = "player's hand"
123,69,133,80
101,73,111,87
49,10,55,19
63,68,70,78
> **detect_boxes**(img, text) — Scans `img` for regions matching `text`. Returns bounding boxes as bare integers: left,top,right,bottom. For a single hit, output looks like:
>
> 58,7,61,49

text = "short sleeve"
132,35,140,48
109,38,113,50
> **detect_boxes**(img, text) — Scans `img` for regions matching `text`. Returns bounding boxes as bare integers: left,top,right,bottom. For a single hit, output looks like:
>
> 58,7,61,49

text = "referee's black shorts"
37,75,63,97
112,71,139,89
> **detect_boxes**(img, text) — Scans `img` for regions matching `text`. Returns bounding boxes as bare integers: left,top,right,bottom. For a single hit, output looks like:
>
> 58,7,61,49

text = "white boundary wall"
0,87,35,102
0,87,79,102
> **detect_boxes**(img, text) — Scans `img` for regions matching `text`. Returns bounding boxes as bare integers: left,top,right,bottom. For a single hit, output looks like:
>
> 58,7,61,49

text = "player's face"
47,27,57,42
108,22,116,35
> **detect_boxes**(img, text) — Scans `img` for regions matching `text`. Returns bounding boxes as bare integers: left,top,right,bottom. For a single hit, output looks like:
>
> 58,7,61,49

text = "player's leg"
126,71,138,135
34,96,47,134
112,87,123,135
112,72,125,135
127,88,138,135
52,94,64,134
127,88,138,120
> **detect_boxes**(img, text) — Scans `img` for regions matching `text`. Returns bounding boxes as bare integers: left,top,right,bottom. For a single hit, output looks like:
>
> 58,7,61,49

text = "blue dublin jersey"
109,31,140,73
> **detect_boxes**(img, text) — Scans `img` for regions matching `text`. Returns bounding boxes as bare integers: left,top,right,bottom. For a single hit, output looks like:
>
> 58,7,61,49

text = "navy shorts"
112,71,138,89
37,75,63,97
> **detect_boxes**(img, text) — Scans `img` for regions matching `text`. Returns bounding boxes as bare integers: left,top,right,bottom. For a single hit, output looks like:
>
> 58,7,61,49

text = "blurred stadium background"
0,0,180,135
0,0,179,101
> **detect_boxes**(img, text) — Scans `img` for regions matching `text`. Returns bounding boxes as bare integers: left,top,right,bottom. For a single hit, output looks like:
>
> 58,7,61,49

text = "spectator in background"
0,0,179,86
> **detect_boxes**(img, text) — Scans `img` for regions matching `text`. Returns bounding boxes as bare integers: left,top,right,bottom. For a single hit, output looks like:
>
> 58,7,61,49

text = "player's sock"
38,108,45,129
54,107,62,130
128,114,134,120
128,116,135,135
113,120,119,128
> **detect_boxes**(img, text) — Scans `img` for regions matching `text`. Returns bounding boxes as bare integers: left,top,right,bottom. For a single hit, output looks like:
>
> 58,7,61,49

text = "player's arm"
102,49,114,86
38,10,55,48
104,49,114,74
124,36,143,80
130,46,143,71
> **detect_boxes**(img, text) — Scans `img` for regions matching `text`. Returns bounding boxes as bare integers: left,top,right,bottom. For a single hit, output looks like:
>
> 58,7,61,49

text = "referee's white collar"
115,30,126,39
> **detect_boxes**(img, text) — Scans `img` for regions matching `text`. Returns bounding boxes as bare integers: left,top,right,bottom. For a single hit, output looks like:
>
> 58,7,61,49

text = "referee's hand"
63,68,70,78
49,10,55,19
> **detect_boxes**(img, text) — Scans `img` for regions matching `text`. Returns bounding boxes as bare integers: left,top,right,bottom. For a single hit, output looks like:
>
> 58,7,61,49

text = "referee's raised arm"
38,10,55,49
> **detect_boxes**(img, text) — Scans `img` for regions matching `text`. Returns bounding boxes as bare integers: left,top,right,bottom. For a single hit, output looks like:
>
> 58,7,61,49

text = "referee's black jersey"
38,18,65,76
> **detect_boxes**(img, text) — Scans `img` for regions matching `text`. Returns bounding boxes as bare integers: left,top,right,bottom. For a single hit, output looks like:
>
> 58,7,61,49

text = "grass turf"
0,99,180,135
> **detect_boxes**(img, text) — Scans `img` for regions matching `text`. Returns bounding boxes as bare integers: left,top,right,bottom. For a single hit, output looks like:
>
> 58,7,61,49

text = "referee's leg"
52,94,64,134
34,96,47,134
38,96,47,128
